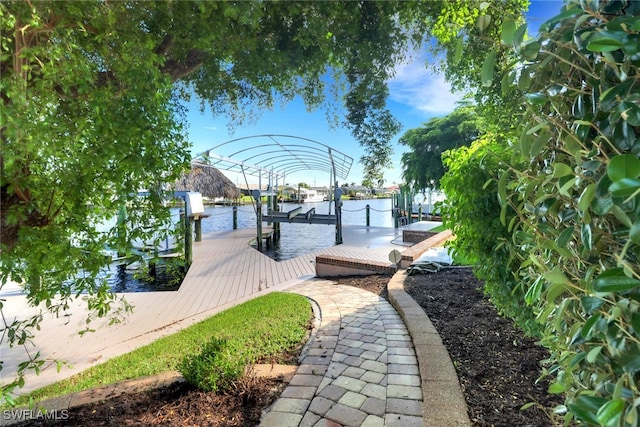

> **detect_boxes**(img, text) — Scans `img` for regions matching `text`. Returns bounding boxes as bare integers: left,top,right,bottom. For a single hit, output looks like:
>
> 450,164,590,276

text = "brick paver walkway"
260,280,423,427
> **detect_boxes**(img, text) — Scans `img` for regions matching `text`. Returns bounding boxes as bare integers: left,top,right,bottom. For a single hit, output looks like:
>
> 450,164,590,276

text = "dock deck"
2,225,411,394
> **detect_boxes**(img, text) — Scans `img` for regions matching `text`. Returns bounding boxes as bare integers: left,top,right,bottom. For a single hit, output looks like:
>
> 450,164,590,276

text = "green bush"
497,1,640,424
441,133,540,336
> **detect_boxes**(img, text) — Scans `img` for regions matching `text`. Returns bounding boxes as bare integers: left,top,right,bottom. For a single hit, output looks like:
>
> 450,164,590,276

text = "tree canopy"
1,0,531,398
399,106,481,189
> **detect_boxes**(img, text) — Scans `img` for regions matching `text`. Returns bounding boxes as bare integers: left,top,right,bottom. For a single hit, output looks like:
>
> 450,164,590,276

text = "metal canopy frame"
192,134,353,183
192,134,350,245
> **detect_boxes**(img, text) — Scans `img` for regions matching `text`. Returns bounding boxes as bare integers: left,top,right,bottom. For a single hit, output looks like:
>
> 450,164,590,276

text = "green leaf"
580,313,602,338
497,170,508,206
600,80,634,111
587,30,626,52
481,50,496,87
591,195,613,215
477,14,491,33
632,312,640,334
581,223,592,251
569,395,608,424
556,226,574,248
525,92,548,105
593,269,640,293
611,205,633,228
607,154,640,181
596,399,624,426
578,183,596,211
547,282,568,303
521,40,541,60
548,382,567,394
621,101,640,126
501,71,515,95
501,18,516,45
619,349,640,374
552,163,573,178
609,178,640,197
626,406,638,426
512,23,528,47
525,276,543,305
622,33,639,55
630,220,640,244
540,7,583,31
544,268,571,285
581,296,604,313
586,346,603,363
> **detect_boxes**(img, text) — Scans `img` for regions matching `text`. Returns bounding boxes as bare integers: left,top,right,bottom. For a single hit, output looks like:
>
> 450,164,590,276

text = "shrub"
498,1,640,424
441,133,540,336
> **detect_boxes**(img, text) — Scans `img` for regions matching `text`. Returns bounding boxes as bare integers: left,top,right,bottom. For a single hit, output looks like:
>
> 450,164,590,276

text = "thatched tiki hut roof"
174,162,240,199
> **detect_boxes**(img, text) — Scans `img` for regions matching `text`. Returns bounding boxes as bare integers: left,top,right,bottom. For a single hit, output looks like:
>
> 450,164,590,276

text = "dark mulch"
15,268,563,426
403,268,562,426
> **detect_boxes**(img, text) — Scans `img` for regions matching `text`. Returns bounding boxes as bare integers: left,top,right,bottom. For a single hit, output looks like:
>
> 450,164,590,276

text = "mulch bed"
15,268,563,426
402,268,563,426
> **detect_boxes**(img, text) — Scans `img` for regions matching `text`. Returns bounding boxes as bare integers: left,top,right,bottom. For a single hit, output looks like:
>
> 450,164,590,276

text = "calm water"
200,198,396,260
199,198,396,233
106,198,396,291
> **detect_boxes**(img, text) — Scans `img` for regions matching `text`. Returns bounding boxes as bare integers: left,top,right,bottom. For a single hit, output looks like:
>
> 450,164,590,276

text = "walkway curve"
260,280,424,427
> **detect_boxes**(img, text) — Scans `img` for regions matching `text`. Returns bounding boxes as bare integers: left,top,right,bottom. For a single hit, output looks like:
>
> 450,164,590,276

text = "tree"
3,0,531,398
423,0,530,132
399,106,481,189
2,0,538,400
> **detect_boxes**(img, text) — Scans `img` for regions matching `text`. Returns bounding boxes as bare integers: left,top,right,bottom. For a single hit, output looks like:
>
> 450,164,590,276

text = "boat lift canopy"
192,134,354,245
192,134,353,186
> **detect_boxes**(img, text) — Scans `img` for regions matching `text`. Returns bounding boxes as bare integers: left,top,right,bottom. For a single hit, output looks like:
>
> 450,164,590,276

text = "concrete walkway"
261,281,423,427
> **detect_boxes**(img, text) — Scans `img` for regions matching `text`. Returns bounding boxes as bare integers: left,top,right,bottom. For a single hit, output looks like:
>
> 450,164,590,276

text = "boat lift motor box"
186,192,205,217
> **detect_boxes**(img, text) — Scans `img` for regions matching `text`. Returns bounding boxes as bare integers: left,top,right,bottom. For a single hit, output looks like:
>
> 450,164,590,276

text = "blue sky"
185,0,563,187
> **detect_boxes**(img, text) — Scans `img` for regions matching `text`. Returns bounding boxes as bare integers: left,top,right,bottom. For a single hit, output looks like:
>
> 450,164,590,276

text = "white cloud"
388,58,464,116
203,126,218,131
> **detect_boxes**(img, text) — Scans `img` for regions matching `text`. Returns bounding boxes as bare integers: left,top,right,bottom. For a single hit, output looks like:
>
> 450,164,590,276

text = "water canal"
206,198,398,261
102,199,399,292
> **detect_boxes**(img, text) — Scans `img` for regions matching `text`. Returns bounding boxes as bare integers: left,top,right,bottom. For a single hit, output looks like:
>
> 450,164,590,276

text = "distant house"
385,185,400,193
310,186,331,200
341,185,372,199
236,183,268,197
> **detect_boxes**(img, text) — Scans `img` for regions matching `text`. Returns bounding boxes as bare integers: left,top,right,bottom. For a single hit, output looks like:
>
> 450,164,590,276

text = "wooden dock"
2,225,405,395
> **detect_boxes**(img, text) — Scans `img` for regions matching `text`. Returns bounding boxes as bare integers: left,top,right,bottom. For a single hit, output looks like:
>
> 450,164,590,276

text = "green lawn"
11,292,311,407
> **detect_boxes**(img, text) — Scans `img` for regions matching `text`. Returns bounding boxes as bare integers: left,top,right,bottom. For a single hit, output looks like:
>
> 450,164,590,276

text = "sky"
185,0,563,188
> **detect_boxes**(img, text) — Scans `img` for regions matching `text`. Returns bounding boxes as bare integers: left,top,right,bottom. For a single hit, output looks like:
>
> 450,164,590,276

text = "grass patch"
12,292,311,406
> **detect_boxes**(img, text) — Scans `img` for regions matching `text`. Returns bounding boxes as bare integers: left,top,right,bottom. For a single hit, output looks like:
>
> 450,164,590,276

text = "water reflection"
204,199,395,261
200,198,395,234
108,199,396,291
